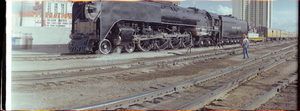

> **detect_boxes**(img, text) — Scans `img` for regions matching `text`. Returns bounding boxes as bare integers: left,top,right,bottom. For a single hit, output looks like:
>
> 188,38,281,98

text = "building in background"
232,0,246,20
12,0,73,27
232,0,273,28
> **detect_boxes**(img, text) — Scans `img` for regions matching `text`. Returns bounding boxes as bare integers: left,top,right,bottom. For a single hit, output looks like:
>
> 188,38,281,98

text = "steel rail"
242,73,298,110
12,42,296,76
12,49,239,81
10,43,259,75
12,53,61,57
12,40,292,61
12,50,232,76
12,53,101,61
12,42,255,61
11,45,262,81
173,53,296,110
64,48,296,110
12,47,295,83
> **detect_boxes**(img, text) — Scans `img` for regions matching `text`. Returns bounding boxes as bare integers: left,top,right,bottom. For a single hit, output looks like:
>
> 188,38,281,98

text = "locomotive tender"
68,1,248,54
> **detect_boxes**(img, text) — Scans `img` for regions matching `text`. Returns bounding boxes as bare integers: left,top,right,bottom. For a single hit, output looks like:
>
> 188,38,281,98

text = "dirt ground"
10,42,297,109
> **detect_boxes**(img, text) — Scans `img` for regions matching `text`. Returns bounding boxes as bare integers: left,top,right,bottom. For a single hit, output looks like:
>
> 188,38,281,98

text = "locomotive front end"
69,1,102,53
69,1,162,54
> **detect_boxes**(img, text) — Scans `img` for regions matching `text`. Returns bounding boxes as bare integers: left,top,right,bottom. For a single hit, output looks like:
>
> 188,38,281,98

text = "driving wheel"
137,40,153,52
169,37,181,49
124,42,135,53
181,31,192,48
155,39,169,50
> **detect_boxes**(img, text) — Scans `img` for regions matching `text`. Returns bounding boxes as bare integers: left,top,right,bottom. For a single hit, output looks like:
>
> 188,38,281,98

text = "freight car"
248,33,264,42
259,26,298,41
68,1,248,54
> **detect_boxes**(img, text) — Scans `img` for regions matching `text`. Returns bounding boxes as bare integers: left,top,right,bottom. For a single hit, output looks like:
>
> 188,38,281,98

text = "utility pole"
20,1,23,26
41,1,44,27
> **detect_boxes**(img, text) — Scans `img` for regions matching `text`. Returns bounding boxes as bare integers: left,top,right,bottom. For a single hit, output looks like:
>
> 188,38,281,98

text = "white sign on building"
44,1,73,27
15,0,73,27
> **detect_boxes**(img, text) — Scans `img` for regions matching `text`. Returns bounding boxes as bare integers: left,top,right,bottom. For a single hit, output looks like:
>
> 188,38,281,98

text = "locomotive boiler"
68,1,248,54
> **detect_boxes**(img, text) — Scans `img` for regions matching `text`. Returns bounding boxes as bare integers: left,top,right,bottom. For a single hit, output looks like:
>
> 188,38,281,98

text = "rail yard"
7,0,299,110
10,40,297,110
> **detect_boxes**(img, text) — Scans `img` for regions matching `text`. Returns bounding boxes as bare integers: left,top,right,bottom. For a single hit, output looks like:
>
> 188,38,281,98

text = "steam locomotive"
68,1,248,54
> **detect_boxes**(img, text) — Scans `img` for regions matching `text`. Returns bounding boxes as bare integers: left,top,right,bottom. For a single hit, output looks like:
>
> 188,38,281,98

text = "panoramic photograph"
5,0,298,110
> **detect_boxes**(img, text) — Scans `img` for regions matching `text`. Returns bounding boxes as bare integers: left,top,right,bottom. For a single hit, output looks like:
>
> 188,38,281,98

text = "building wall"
232,0,242,20
12,0,73,27
10,0,73,47
12,26,71,45
232,0,248,20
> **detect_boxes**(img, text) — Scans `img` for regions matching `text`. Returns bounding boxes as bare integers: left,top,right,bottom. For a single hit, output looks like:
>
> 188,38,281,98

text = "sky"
180,0,298,33
10,0,298,33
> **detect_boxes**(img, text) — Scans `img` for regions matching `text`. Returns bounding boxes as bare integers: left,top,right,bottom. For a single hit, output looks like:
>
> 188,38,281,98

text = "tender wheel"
99,39,112,54
155,39,169,50
124,42,135,53
137,40,153,52
169,37,181,49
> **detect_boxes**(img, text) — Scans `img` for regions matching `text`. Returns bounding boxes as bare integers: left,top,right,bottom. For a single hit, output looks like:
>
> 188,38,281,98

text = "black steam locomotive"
68,1,248,54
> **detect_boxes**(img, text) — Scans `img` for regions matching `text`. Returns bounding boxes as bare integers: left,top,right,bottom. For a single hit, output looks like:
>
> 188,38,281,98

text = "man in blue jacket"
242,34,250,59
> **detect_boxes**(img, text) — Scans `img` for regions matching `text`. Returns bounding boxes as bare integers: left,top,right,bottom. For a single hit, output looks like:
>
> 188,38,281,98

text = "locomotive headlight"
85,2,101,20
87,6,96,13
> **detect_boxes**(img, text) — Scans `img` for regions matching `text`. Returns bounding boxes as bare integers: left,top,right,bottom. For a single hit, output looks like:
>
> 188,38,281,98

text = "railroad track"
174,54,297,110
11,40,294,61
11,43,247,61
64,46,297,110
12,41,296,82
254,75,298,110
242,73,297,110
12,53,100,61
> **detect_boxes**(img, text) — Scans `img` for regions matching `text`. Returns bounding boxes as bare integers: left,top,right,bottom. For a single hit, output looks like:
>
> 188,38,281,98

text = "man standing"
242,34,250,59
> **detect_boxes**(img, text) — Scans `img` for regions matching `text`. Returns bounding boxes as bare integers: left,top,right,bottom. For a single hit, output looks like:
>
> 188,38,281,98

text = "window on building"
61,4,64,14
54,3,58,13
48,3,51,16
